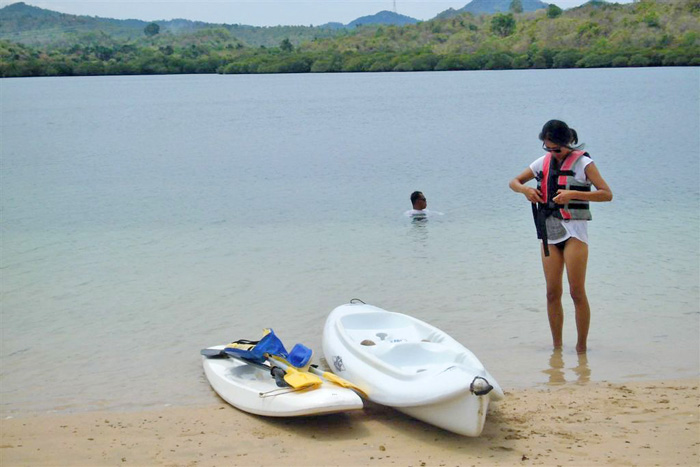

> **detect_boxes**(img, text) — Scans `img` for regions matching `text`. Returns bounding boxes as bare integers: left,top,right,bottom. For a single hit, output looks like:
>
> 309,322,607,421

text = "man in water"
405,191,442,219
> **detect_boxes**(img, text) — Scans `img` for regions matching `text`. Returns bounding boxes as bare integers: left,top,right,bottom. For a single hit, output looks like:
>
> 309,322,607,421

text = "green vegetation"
547,4,564,18
510,0,524,14
1,0,698,77
144,23,160,38
491,13,517,37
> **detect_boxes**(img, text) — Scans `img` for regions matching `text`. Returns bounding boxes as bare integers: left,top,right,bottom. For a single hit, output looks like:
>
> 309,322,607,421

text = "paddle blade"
282,366,322,390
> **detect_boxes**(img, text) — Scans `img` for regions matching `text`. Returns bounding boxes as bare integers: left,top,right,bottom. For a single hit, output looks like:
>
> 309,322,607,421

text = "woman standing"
509,120,613,353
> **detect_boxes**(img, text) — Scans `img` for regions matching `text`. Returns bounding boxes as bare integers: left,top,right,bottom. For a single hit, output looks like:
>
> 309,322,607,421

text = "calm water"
1,68,698,416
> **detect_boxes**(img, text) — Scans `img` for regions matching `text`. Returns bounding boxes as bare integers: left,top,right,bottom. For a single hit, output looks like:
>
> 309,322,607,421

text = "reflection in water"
408,216,429,249
542,349,591,385
411,217,429,229
543,349,566,384
573,353,591,384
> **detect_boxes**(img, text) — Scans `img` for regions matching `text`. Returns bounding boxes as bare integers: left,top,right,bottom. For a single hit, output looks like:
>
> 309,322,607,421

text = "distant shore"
2,378,698,466
2,0,698,78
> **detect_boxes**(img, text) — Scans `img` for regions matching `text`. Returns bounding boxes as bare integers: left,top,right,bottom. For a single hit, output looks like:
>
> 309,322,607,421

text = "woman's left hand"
553,190,574,204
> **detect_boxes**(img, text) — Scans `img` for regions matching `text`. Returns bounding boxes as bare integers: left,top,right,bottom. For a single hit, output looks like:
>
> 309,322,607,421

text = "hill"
0,2,147,42
1,0,698,77
0,2,420,46
0,2,346,47
347,10,419,28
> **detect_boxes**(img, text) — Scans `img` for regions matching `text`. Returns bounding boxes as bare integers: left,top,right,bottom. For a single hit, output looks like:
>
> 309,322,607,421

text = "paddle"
208,346,321,390
200,348,289,388
222,340,321,390
265,354,322,390
268,355,367,397
203,347,364,395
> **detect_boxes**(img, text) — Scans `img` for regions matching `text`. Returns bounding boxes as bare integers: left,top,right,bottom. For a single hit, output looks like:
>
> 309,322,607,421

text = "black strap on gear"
532,202,550,257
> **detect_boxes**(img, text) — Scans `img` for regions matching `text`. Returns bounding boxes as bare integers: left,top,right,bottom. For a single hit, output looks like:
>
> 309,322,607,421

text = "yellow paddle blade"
267,355,323,390
282,366,322,390
319,371,368,398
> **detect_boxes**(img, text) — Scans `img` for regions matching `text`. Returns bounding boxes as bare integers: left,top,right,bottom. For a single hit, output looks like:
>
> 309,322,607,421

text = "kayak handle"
470,376,494,396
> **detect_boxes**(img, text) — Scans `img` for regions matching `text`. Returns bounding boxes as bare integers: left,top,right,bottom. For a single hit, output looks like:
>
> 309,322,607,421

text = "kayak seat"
340,312,408,330
344,326,426,346
376,342,460,372
340,313,430,343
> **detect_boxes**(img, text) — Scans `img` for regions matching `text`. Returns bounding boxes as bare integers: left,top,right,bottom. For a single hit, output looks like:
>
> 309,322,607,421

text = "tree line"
1,0,698,78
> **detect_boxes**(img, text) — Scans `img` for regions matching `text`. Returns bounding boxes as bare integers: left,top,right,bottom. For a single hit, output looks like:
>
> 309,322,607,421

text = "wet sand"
2,378,698,466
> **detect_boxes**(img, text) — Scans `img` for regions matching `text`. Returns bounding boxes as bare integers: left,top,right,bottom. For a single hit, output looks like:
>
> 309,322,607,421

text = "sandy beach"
2,378,698,466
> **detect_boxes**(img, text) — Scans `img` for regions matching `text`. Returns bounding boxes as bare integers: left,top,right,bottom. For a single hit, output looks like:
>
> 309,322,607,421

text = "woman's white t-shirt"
529,154,594,245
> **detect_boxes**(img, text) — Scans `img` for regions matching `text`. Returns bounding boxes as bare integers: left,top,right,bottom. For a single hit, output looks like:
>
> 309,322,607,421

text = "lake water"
1,68,698,416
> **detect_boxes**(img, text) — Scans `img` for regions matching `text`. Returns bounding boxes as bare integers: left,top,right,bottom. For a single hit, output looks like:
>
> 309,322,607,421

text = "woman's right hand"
510,169,544,203
524,187,544,204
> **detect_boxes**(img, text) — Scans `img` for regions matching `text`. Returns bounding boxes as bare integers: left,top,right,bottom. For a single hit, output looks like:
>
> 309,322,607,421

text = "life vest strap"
554,169,576,177
565,202,589,210
561,185,591,192
532,202,550,257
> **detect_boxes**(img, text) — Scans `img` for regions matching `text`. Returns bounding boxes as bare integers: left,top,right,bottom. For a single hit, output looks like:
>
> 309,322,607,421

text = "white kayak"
202,345,363,417
322,302,504,436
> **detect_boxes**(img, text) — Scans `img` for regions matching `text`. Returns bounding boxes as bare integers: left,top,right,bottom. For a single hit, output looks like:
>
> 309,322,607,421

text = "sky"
1,0,635,27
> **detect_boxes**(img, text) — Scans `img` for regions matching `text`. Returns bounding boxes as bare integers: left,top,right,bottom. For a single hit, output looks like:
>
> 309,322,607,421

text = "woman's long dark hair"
539,120,584,149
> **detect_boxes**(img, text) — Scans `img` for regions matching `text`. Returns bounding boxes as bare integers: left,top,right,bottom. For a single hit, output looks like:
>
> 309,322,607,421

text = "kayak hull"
202,345,363,417
322,303,503,436
397,388,493,437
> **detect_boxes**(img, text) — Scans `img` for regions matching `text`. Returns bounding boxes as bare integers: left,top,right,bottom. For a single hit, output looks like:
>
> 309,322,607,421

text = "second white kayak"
322,302,504,436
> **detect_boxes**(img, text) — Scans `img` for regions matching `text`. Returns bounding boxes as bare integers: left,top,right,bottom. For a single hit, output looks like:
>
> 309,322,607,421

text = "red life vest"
537,150,592,221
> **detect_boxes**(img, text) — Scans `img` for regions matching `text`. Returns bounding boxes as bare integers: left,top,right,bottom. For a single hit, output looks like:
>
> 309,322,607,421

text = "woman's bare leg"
563,238,590,353
542,243,565,349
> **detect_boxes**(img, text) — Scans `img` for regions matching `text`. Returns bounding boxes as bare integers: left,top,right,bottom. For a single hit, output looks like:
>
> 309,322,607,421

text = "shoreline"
2,378,698,466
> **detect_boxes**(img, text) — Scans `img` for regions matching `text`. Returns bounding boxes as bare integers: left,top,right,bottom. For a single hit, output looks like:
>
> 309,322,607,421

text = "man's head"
410,191,427,210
